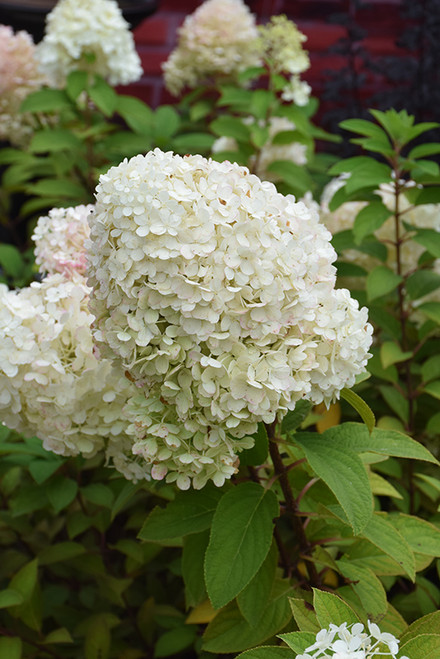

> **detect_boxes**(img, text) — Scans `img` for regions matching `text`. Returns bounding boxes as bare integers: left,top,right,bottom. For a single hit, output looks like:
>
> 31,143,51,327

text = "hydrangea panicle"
35,0,142,87
87,148,372,489
32,204,94,277
0,25,46,145
258,15,310,76
296,620,410,659
163,0,261,96
0,273,146,481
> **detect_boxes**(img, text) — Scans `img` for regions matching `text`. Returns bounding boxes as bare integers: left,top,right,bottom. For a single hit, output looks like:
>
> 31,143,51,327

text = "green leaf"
26,178,87,199
84,614,111,659
250,89,275,120
240,423,269,466
89,76,117,116
38,542,86,565
353,202,391,244
66,70,88,101
0,245,23,277
422,356,440,384
408,143,440,158
406,271,440,300
366,266,402,301
360,513,415,580
29,129,82,153
205,482,278,609
0,637,22,659
172,132,215,154
190,99,214,121
401,611,440,643
417,302,440,324
237,542,277,626
155,626,197,658
288,597,320,633
82,483,114,508
20,89,71,113
410,228,440,259
313,589,360,627
236,648,294,659
111,481,141,520
266,160,313,193
340,389,375,432
9,559,38,603
203,581,291,653
116,95,154,134
210,116,251,142
340,118,389,140
379,385,409,423
389,513,440,557
0,589,24,609
322,423,438,464
400,634,440,659
380,342,412,369
278,631,316,655
424,380,440,400
411,187,440,205
281,401,313,434
336,560,388,617
182,530,209,607
28,458,62,484
154,106,180,139
218,86,253,108
293,433,373,534
139,485,223,541
45,627,74,644
47,476,78,513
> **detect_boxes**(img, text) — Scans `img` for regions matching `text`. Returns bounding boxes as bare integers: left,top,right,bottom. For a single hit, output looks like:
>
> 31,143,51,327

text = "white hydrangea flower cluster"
297,620,409,659
35,0,143,87
281,74,312,106
258,15,310,76
321,176,440,280
87,148,372,489
212,116,308,183
32,204,94,277
0,25,46,146
0,273,146,482
163,0,261,96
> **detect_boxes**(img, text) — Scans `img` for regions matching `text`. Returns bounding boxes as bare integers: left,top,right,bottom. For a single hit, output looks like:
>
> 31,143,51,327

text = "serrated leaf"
205,482,278,609
408,142,440,158
139,485,223,541
366,266,402,301
400,633,440,659
340,118,389,140
293,433,373,534
278,631,316,654
240,423,268,466
336,560,388,616
353,202,391,244
312,589,360,628
203,581,291,653
340,389,375,432
182,530,209,608
368,471,402,499
360,513,415,580
322,423,437,464
401,611,440,643
289,597,320,633
389,513,440,557
237,542,277,626
379,385,409,423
